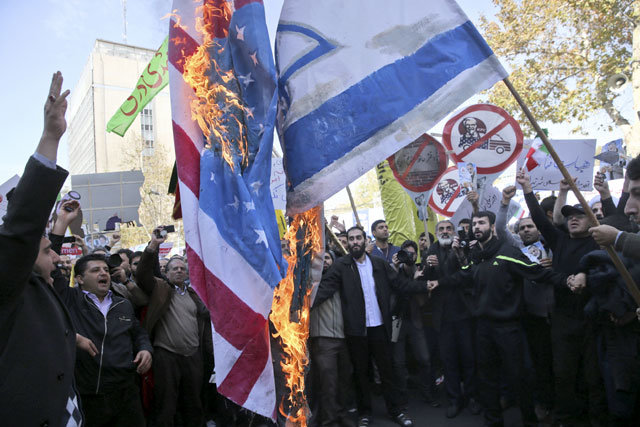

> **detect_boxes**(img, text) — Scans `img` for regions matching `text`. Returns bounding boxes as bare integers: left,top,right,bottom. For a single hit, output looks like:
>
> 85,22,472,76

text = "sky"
0,0,627,184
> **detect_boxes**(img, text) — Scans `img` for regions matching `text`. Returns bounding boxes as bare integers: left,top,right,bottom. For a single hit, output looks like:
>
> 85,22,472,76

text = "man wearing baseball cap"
516,171,606,426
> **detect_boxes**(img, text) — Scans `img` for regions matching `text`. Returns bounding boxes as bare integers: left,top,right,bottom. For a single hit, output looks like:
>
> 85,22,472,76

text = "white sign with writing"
270,158,287,211
516,139,596,190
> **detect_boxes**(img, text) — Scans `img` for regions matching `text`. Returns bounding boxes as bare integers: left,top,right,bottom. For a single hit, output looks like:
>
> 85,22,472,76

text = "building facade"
67,39,174,175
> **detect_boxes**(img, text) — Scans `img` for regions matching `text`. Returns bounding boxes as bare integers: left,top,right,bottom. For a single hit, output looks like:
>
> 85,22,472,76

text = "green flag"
106,36,169,137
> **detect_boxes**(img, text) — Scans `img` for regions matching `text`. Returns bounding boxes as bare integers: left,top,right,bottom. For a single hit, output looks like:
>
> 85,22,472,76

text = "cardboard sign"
428,166,467,217
270,158,287,211
0,174,20,226
516,139,596,190
443,104,523,174
388,134,448,192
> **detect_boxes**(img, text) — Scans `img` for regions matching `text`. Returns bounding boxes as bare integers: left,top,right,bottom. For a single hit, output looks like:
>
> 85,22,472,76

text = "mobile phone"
164,225,176,233
62,236,76,244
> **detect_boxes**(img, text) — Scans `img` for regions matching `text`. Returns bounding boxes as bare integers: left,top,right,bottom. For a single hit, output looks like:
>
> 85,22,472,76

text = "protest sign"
159,242,174,258
449,185,521,226
428,166,466,217
457,162,477,192
521,242,547,263
388,134,448,220
443,104,523,175
516,139,596,190
0,174,20,226
270,158,287,211
61,245,83,257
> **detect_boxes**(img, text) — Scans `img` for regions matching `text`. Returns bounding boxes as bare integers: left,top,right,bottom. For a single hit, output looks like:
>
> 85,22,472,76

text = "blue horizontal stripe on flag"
283,20,498,188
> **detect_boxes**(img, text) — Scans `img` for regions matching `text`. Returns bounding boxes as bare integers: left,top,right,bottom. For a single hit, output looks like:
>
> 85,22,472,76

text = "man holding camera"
428,211,568,427
423,220,478,418
137,226,213,427
391,240,439,408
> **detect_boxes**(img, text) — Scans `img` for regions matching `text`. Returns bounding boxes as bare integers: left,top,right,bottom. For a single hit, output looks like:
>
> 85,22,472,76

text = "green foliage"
479,0,637,137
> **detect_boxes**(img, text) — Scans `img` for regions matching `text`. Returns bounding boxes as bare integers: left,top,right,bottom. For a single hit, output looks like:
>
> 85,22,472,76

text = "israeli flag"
276,0,508,214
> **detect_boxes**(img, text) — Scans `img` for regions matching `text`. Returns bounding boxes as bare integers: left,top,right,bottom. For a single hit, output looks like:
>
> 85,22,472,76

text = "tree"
118,134,180,249
479,0,640,154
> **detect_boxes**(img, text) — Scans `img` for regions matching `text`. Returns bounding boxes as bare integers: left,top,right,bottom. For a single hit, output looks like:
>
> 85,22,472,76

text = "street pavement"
368,393,482,427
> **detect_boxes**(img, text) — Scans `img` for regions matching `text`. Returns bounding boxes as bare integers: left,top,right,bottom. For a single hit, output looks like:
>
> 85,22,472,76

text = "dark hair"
472,210,496,225
324,250,336,262
540,196,557,215
627,155,640,181
336,231,347,238
347,225,366,239
419,231,436,243
458,218,471,226
371,219,386,234
131,251,143,261
400,240,418,253
117,248,133,262
74,253,109,277
91,247,109,255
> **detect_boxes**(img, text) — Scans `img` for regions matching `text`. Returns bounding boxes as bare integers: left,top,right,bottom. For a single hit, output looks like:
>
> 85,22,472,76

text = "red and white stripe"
168,0,276,417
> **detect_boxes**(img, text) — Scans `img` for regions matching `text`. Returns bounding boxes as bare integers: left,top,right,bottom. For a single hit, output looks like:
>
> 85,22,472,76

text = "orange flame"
163,9,188,31
270,206,323,426
180,2,251,171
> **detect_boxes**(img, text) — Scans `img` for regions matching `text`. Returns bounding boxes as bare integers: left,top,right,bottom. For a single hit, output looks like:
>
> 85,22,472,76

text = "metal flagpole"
502,77,640,305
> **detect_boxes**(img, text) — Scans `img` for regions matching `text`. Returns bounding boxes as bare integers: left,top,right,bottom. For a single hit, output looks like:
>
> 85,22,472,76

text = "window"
140,107,154,155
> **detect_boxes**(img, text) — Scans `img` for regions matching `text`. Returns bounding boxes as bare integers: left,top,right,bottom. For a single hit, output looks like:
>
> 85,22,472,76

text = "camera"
154,225,176,238
396,249,414,265
457,226,470,248
106,254,123,269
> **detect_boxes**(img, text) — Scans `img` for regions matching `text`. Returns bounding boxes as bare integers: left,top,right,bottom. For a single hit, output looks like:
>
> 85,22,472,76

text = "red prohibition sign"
428,166,464,217
387,134,448,193
442,104,523,175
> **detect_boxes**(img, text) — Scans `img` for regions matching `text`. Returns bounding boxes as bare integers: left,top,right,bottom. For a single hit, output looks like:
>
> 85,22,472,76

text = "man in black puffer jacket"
54,253,153,426
429,211,567,427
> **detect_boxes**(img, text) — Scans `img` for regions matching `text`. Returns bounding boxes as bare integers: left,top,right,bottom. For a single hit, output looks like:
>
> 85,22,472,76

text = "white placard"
516,139,596,190
270,158,287,211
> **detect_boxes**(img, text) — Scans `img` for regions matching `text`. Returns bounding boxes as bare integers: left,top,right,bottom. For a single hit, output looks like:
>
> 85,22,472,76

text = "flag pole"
345,185,362,227
502,77,640,305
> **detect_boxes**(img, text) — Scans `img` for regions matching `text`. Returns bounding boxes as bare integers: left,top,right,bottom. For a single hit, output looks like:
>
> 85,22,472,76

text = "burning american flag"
167,0,285,418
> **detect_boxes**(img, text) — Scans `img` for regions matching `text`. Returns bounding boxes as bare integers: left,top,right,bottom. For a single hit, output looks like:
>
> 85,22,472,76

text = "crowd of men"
312,163,640,427
3,73,640,427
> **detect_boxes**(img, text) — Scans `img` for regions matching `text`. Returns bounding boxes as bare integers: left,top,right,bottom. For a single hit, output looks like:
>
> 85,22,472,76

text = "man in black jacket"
54,253,153,426
517,171,607,425
314,226,429,427
0,72,83,427
429,211,567,427
424,220,478,418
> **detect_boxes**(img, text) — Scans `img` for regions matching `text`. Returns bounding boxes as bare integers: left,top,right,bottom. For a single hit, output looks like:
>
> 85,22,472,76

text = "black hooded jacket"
440,237,567,321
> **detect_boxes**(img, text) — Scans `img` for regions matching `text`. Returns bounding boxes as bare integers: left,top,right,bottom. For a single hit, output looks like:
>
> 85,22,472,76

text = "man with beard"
370,220,400,264
423,220,479,418
517,171,607,426
498,186,554,421
428,211,568,427
589,155,640,259
314,226,430,427
309,251,356,427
